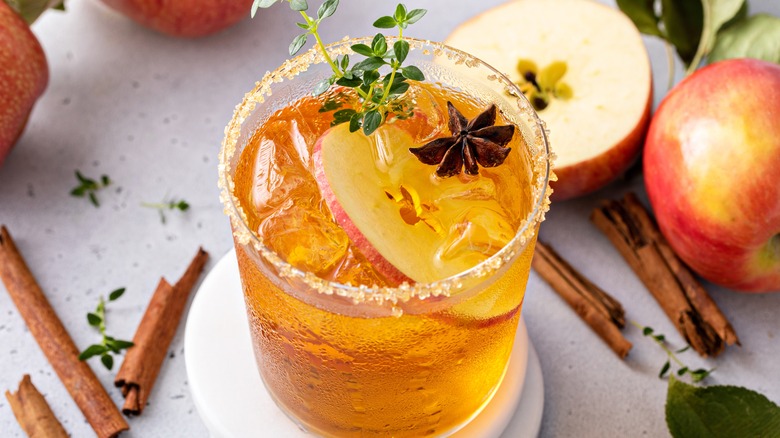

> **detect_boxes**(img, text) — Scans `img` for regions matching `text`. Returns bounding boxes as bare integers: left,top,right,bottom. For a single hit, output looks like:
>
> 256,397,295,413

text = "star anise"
409,101,514,177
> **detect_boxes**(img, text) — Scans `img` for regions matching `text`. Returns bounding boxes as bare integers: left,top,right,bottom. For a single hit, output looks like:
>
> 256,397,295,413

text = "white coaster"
184,250,544,437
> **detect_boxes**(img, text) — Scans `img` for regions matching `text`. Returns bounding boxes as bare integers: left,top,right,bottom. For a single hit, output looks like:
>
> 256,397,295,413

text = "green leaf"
320,99,343,113
373,16,397,29
659,360,671,378
75,170,91,184
88,192,99,207
108,288,126,301
394,40,409,63
372,33,388,56
661,0,703,66
706,0,745,45
677,367,688,376
405,9,427,25
289,0,307,11
317,0,338,19
666,376,780,437
353,57,386,72
313,78,333,96
289,33,308,56
676,346,691,354
87,312,102,326
101,353,114,370
335,76,362,87
79,344,107,361
340,54,349,70
251,0,279,18
710,14,780,64
362,70,380,86
176,200,190,211
107,339,135,351
349,112,362,133
296,22,310,30
362,110,382,136
643,326,654,336
332,109,356,126
101,175,110,186
690,368,713,383
616,0,662,37
401,65,424,81
394,4,407,22
351,44,375,57
70,187,85,197
388,81,410,97
8,0,58,24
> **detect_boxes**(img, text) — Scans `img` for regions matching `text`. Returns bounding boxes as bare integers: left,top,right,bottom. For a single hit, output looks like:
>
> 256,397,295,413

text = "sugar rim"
218,36,554,307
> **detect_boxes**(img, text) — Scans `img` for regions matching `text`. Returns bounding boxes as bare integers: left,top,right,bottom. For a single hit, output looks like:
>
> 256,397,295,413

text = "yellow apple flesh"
313,124,515,285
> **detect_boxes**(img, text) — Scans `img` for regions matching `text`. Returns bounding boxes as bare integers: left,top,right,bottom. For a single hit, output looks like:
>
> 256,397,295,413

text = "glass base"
184,249,544,437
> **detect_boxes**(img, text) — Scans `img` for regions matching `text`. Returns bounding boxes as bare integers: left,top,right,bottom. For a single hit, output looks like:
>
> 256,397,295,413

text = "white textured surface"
1,1,779,437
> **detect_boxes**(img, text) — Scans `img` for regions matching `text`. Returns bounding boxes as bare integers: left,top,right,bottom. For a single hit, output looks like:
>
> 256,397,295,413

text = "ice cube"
436,207,515,265
259,198,349,276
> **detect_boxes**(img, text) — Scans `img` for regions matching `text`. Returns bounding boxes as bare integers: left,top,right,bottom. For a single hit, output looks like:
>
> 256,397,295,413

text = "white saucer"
184,250,544,437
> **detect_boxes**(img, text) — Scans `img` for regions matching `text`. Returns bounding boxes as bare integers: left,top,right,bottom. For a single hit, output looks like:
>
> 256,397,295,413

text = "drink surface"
234,83,535,286
231,83,539,436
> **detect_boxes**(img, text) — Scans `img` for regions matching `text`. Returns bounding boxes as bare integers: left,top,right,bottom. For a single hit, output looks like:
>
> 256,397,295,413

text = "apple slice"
445,0,652,200
313,123,514,285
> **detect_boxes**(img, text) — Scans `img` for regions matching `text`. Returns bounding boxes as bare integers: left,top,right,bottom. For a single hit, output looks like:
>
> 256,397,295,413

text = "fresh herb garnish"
79,288,134,370
141,197,190,224
70,171,111,207
634,322,713,382
666,377,780,438
251,1,427,136
409,102,513,177
616,0,779,82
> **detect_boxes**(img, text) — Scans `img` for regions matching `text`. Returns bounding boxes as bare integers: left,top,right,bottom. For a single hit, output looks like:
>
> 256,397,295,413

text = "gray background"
1,0,779,436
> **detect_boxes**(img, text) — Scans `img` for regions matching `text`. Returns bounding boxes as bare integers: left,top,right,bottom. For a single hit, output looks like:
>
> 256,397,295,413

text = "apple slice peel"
313,123,514,286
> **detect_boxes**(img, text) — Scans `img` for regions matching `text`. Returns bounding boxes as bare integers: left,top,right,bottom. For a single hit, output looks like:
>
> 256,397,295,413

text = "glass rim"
218,36,554,307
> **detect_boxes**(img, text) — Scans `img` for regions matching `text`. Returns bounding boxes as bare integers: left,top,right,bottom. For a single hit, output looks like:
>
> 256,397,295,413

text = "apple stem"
664,42,676,93
299,10,342,79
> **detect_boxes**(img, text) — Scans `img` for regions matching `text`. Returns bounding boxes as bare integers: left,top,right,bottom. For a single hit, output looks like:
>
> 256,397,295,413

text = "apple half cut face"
445,0,652,200
313,123,517,286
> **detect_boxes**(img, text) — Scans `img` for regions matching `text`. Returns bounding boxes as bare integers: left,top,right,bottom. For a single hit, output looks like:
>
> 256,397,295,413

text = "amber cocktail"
219,37,552,437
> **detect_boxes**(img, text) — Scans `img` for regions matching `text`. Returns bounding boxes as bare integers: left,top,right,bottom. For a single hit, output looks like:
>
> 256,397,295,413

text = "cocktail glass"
219,37,553,437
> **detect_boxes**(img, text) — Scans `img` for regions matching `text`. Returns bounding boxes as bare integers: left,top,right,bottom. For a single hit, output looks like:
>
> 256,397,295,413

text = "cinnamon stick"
0,226,129,438
115,247,209,415
533,241,632,358
6,375,69,438
590,193,739,357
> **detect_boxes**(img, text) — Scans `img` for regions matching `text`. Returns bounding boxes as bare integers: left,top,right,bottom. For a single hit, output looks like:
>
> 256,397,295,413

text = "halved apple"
445,0,652,200
313,123,515,285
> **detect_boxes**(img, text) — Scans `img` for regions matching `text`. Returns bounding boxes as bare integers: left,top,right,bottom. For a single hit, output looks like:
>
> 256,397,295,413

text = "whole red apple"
644,58,780,292
100,0,254,37
0,1,48,168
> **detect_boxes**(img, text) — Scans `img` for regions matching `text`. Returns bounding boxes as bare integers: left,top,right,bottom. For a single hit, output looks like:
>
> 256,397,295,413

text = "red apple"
99,0,253,37
445,0,652,201
0,1,48,167
644,58,780,292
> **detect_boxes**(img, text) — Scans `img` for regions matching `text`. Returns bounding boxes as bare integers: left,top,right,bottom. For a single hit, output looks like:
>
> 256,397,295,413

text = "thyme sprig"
633,322,714,383
70,171,111,207
79,288,134,371
141,197,190,224
251,1,427,135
